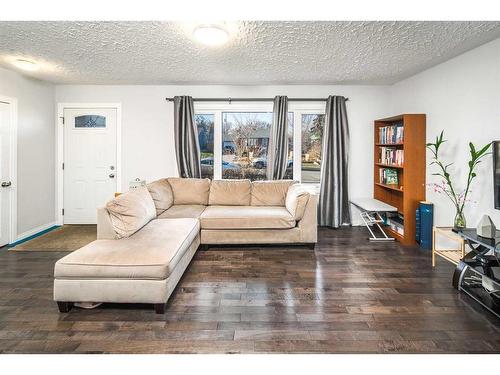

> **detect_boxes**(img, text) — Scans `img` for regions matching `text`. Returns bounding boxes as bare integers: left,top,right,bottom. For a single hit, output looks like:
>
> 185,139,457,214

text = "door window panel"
75,115,106,128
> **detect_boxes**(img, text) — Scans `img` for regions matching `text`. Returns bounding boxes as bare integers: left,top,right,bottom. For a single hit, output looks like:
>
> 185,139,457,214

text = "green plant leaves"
469,142,476,155
428,130,492,214
426,131,448,159
477,142,492,157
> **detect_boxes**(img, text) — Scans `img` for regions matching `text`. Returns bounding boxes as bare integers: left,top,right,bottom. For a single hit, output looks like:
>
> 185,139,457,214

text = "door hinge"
62,208,64,216
60,116,65,125
62,162,64,170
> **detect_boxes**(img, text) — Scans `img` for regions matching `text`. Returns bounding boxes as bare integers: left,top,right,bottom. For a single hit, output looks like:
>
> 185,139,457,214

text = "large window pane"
195,114,214,179
301,114,325,183
284,112,294,179
222,112,272,180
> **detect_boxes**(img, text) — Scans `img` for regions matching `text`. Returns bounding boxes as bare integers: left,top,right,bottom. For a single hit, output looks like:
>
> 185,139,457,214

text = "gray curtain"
319,96,350,228
173,96,201,178
267,96,289,180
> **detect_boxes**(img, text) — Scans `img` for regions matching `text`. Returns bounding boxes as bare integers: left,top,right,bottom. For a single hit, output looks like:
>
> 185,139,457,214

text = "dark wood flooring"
0,227,499,353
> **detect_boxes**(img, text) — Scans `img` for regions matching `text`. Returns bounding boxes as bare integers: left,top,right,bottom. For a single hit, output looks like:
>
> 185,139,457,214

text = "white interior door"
63,108,117,224
0,102,12,246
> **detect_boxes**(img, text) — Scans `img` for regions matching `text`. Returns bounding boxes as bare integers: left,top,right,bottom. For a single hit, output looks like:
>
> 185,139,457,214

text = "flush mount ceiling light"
11,59,39,71
193,25,229,46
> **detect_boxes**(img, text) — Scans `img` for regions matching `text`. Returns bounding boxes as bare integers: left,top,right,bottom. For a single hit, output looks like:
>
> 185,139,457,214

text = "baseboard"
11,222,59,246
350,220,364,227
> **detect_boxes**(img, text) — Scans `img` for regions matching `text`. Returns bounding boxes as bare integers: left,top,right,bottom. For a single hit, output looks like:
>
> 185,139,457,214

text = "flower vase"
454,210,466,229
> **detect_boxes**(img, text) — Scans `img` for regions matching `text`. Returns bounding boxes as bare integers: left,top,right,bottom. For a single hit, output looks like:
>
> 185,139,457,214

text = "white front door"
0,102,12,246
63,108,117,224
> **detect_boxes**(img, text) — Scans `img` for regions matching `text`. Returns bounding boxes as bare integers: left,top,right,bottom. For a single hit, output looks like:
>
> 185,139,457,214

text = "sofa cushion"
167,178,211,205
209,179,251,206
54,218,200,280
105,187,156,239
158,205,207,219
146,178,173,215
285,184,310,221
200,206,296,230
251,180,296,206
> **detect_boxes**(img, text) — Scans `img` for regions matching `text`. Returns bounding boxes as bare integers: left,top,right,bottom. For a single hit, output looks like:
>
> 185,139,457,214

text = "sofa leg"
306,243,316,250
57,301,73,313
154,303,166,314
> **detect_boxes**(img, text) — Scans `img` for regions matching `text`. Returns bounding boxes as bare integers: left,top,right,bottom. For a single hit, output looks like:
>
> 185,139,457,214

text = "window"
194,103,324,183
301,114,325,183
284,112,294,179
195,114,215,179
222,112,272,180
75,115,106,128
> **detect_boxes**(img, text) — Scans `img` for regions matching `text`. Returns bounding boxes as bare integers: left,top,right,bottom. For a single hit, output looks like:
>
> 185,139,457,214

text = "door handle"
109,174,115,179
1,181,11,187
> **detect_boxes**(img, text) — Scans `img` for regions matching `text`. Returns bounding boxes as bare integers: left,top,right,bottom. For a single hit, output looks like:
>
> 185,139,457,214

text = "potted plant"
427,131,491,229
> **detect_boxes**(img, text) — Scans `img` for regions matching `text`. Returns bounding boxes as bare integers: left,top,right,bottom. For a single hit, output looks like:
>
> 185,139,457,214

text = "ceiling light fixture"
193,25,229,46
11,59,39,71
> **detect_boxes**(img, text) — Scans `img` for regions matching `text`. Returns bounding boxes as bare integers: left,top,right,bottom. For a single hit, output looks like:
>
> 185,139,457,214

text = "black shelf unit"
452,228,500,318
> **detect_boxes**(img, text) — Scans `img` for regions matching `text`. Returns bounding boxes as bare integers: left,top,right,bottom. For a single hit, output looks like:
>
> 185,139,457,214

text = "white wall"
390,38,500,227
0,66,55,237
55,85,391,224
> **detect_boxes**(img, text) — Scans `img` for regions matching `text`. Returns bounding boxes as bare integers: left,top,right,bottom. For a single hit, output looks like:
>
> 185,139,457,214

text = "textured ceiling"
1,21,500,85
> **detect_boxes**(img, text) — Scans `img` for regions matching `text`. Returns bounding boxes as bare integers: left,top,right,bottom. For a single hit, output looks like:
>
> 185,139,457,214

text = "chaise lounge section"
54,178,317,313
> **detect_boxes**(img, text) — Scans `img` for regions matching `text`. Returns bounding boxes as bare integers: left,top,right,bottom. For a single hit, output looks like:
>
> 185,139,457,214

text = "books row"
379,147,404,166
378,123,403,144
387,213,404,235
379,168,399,185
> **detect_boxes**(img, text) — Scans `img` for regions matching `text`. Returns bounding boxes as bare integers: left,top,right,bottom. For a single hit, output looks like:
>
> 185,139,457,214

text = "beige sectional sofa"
54,178,317,314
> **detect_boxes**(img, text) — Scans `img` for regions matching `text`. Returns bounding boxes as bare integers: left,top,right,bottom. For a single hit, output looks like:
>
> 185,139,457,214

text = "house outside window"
222,112,271,180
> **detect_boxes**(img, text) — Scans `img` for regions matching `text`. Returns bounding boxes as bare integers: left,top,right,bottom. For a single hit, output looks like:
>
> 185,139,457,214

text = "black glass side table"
452,228,500,318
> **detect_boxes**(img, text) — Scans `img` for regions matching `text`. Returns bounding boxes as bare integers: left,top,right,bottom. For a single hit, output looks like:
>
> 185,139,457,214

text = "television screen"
494,141,500,210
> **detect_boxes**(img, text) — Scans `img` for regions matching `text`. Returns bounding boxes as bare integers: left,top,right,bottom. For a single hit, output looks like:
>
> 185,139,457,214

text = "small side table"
432,227,465,267
451,228,500,318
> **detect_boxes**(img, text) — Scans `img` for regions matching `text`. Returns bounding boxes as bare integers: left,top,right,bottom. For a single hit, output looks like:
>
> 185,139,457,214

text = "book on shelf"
379,147,404,166
378,123,404,144
379,168,399,185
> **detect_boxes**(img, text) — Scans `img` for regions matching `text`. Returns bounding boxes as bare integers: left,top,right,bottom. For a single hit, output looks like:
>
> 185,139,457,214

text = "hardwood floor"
0,227,499,354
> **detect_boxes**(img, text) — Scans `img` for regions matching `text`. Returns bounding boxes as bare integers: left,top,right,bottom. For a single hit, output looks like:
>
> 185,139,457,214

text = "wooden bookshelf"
374,114,426,245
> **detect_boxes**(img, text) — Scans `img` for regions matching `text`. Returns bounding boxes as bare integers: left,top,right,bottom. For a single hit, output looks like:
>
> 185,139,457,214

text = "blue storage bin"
416,202,433,250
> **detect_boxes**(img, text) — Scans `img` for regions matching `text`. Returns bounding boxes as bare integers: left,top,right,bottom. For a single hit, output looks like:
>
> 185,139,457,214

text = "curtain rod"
165,97,349,103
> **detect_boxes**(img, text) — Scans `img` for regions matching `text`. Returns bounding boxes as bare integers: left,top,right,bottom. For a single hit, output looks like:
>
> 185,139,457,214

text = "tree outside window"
195,114,215,179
